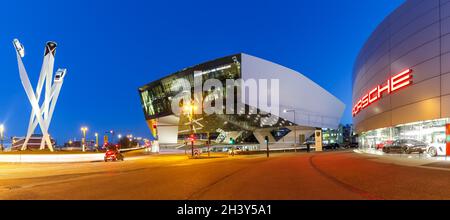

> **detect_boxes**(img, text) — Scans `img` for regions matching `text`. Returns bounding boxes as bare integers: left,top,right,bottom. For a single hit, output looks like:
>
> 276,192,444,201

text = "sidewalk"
354,149,450,171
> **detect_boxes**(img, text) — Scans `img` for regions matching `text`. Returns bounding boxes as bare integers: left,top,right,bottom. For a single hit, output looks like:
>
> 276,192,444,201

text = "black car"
323,143,340,150
382,139,427,154
345,143,359,149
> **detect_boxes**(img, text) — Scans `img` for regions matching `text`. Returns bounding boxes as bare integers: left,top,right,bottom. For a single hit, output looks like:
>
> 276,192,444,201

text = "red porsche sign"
352,69,413,117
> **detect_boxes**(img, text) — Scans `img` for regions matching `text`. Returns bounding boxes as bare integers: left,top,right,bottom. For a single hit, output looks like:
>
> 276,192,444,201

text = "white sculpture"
13,39,67,152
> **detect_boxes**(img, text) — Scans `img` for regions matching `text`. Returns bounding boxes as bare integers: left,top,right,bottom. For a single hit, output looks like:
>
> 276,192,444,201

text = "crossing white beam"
12,39,68,152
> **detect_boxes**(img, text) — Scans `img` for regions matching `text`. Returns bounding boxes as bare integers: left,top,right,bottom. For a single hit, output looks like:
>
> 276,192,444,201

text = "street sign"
193,148,201,158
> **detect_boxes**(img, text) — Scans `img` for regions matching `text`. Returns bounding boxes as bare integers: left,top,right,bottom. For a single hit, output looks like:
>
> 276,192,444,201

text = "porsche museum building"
353,0,450,157
139,53,345,151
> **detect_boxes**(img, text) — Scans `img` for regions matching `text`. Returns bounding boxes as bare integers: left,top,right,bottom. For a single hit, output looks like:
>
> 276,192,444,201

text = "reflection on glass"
139,55,242,120
359,118,449,152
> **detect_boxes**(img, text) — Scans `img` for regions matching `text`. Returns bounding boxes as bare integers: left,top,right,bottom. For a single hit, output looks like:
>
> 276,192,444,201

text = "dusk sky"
0,0,404,143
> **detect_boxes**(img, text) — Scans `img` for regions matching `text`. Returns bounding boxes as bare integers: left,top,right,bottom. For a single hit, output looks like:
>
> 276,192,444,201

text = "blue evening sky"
0,0,404,143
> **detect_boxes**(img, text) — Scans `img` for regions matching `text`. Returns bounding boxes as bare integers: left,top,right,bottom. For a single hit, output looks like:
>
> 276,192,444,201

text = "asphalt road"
1,151,450,200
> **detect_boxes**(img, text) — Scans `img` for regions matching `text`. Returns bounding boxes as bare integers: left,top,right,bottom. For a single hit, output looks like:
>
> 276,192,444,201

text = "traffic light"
229,138,235,145
264,136,269,144
189,134,196,143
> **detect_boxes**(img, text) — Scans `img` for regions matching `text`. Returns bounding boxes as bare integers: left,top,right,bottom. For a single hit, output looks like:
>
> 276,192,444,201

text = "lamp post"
110,130,114,144
81,126,88,152
95,132,99,152
0,124,4,152
207,133,211,158
183,101,196,158
284,109,297,152
118,134,122,147
127,134,133,148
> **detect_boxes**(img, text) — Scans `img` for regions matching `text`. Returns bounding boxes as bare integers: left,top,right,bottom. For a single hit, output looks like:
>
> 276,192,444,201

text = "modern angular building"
352,0,450,156
11,135,56,151
139,53,345,150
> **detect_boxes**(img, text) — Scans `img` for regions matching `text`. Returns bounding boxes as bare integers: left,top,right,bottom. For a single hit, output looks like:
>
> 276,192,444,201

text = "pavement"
0,150,450,200
354,149,450,170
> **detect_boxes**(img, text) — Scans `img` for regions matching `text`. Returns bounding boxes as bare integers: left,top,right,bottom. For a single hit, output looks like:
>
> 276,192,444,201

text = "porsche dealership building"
353,0,450,156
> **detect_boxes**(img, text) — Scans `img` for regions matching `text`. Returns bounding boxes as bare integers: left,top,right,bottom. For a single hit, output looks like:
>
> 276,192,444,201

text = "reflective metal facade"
353,0,450,133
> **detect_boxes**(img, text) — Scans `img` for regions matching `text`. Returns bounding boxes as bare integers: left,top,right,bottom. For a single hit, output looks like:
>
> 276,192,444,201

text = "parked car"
427,143,447,157
343,142,359,149
323,143,340,150
376,140,394,151
382,139,427,154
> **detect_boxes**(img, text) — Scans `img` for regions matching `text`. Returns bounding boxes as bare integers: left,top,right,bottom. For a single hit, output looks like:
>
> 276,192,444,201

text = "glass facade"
322,128,343,145
139,54,242,120
359,118,449,157
321,124,355,145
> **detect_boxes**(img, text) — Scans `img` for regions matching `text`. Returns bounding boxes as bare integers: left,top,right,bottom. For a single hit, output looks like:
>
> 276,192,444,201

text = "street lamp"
95,132,99,152
0,124,4,152
126,134,133,148
109,130,115,144
81,126,88,152
117,134,122,147
183,101,196,158
284,109,297,152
